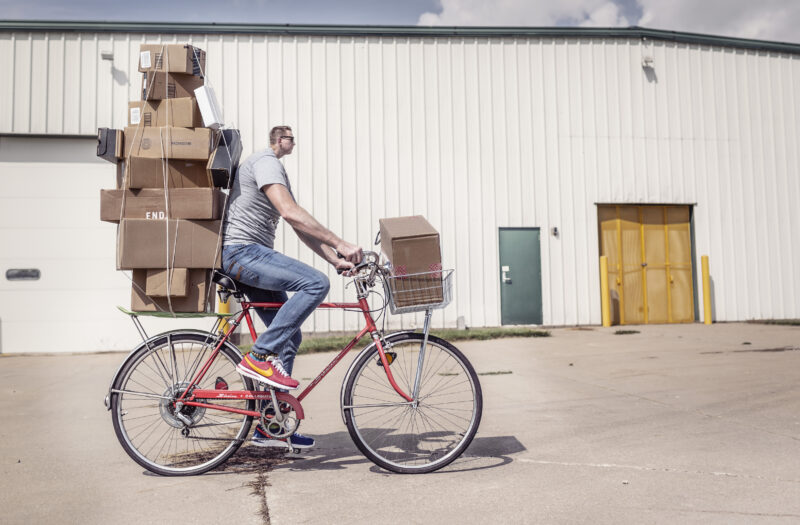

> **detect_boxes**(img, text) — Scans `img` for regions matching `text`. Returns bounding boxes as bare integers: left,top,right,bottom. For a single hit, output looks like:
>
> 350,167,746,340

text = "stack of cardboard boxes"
98,44,242,313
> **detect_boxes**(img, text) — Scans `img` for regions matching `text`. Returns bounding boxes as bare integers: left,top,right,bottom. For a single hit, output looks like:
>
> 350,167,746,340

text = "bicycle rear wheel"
343,332,482,473
111,331,254,476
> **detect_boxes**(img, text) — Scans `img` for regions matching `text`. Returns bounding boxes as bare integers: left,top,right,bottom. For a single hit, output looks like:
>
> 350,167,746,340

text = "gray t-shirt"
222,147,294,248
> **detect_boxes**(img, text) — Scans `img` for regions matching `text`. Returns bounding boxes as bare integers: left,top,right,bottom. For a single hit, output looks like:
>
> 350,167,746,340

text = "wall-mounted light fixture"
551,226,559,238
101,51,114,61
641,55,654,69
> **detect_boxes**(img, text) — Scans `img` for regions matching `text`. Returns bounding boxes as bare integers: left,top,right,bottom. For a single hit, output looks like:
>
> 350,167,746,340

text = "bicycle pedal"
377,352,397,367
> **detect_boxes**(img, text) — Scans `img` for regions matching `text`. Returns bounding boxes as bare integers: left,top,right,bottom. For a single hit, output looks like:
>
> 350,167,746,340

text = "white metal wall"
2,30,799,337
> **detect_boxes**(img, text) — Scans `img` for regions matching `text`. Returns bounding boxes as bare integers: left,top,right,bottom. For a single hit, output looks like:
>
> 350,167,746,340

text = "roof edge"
2,21,800,55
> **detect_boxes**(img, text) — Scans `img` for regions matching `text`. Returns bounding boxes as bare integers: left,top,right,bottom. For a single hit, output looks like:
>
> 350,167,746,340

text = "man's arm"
264,183,362,265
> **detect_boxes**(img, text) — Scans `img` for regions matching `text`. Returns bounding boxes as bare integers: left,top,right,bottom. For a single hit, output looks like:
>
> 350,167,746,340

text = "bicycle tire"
343,332,482,474
111,331,254,476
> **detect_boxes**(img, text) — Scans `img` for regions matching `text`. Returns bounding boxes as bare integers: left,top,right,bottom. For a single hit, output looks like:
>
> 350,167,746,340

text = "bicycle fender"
104,330,222,410
338,330,415,425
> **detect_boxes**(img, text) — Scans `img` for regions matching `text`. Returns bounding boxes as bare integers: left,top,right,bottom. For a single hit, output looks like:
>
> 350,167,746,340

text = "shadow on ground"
198,432,527,476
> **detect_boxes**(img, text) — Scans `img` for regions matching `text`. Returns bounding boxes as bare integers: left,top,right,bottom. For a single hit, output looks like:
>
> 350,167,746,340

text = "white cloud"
418,0,800,44
637,0,800,43
418,0,630,27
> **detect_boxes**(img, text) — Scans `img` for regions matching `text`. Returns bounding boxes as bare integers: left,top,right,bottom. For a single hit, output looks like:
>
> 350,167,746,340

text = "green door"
499,228,543,325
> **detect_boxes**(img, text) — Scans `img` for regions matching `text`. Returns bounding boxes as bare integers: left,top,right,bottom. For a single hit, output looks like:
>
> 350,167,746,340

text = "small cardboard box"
142,71,204,101
97,128,124,163
124,126,215,160
125,157,211,189
100,188,224,222
131,268,213,312
144,268,189,297
379,215,443,308
117,219,222,269
128,98,203,128
207,129,243,187
138,44,206,75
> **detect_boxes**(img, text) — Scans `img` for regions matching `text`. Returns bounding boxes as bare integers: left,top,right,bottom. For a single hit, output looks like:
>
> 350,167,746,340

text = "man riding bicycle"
221,125,363,449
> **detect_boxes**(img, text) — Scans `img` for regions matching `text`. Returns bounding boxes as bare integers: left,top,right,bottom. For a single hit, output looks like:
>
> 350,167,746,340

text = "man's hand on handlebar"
336,241,363,265
334,258,357,276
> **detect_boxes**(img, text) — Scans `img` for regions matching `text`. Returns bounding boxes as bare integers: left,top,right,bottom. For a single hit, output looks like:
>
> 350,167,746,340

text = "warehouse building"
1,21,798,353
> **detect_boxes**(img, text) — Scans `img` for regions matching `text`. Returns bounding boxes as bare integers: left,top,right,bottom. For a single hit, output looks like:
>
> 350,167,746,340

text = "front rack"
383,269,454,315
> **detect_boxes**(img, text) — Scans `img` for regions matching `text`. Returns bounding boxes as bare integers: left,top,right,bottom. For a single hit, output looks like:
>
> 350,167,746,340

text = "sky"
2,0,800,44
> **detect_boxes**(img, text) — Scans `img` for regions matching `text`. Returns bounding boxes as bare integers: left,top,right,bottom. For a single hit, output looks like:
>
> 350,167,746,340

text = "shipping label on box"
142,71,204,101
100,188,224,222
117,219,222,269
128,98,203,128
139,44,206,75
125,157,211,189
144,268,189,297
379,215,443,307
131,268,213,312
124,127,214,160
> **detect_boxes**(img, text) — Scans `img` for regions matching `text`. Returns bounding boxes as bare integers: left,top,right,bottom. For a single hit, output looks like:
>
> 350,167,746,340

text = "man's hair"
269,126,292,145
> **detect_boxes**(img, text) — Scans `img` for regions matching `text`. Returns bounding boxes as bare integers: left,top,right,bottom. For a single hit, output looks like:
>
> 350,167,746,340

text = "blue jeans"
222,244,330,376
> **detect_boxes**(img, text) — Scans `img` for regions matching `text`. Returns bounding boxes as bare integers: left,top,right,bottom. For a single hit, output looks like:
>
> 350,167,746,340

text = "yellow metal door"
598,205,695,325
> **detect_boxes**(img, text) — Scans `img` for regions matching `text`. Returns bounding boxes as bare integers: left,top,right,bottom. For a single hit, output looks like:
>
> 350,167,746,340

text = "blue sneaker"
251,424,315,449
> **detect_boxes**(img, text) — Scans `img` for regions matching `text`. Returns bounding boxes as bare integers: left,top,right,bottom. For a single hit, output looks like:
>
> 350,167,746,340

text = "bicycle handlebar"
336,250,382,276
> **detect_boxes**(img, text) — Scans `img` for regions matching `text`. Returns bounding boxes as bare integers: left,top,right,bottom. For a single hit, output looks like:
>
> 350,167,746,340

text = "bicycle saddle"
212,270,243,297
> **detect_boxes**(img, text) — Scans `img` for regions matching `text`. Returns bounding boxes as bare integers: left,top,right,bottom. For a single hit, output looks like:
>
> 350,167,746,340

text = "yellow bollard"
599,255,611,327
218,285,231,334
701,255,712,325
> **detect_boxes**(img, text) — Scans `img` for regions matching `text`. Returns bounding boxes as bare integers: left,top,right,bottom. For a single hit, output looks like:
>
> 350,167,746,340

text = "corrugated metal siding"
2,30,799,330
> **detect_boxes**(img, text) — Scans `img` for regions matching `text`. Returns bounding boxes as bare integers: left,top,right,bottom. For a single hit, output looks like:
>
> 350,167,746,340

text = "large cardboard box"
128,98,203,128
96,128,124,163
124,126,215,160
117,219,222,269
144,268,189,297
138,44,206,75
131,268,213,312
379,216,443,308
100,188,224,222
125,157,211,189
142,71,204,101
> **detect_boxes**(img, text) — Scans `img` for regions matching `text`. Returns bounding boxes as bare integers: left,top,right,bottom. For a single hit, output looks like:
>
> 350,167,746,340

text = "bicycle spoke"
113,334,253,475
345,335,481,473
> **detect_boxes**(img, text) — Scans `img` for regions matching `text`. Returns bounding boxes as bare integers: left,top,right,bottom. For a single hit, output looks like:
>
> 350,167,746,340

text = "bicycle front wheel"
343,332,482,473
111,331,254,476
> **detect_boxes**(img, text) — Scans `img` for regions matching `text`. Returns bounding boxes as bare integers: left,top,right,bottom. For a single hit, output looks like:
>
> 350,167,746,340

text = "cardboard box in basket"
131,268,213,312
379,215,443,308
117,219,222,269
142,72,204,101
124,126,215,160
138,44,206,75
100,188,224,222
128,98,203,128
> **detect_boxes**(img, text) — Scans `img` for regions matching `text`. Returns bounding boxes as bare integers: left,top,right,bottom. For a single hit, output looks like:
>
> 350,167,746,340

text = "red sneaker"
236,353,299,390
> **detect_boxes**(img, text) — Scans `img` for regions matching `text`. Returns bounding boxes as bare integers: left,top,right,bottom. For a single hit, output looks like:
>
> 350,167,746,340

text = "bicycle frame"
174,296,414,420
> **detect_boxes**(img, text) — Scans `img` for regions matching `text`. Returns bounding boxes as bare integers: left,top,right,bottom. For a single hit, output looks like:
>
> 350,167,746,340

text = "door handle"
501,265,512,284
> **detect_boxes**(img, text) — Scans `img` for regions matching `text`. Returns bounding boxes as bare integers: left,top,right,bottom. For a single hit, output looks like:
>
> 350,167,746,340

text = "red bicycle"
105,251,482,475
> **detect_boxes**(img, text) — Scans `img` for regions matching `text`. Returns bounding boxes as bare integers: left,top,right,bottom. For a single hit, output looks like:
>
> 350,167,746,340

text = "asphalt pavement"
1,322,799,524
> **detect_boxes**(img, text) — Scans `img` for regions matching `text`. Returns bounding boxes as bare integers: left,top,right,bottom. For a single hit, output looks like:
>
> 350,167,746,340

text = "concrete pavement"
1,322,799,524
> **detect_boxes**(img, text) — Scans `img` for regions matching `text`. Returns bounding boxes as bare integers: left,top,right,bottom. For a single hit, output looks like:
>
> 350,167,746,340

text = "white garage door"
0,136,210,353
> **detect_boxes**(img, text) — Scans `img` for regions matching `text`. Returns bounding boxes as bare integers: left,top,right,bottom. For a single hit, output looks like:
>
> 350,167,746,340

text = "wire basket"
383,269,454,314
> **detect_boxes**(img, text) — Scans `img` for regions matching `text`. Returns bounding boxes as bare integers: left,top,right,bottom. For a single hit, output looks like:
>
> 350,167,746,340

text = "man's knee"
311,271,330,298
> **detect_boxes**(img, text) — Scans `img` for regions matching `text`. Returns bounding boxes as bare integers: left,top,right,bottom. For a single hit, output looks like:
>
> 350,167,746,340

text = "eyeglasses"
280,136,295,143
